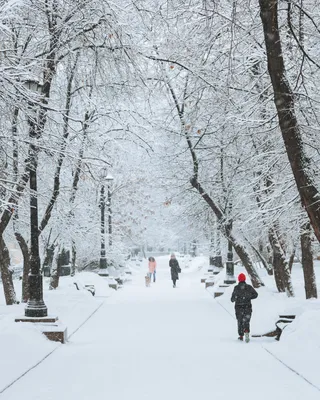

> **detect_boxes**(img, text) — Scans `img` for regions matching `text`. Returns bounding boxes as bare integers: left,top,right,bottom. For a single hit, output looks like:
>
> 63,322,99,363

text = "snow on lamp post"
24,78,48,318
98,168,108,276
224,203,236,285
106,173,114,266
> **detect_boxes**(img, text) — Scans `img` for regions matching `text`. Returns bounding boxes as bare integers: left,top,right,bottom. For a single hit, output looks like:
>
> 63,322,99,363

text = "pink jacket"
148,261,157,273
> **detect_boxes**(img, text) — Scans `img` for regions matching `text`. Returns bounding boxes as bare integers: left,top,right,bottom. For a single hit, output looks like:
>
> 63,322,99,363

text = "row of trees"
136,0,320,297
0,1,163,303
0,1,320,303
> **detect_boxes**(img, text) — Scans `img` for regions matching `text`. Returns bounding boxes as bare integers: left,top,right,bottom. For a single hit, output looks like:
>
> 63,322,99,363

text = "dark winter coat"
231,281,258,310
169,258,180,280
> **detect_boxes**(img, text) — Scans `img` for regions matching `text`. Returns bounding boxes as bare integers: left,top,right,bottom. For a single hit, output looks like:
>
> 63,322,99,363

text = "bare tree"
259,0,320,243
300,222,317,299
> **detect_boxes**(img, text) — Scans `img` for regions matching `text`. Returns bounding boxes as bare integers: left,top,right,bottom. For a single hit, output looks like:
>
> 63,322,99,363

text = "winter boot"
238,336,243,341
244,331,250,343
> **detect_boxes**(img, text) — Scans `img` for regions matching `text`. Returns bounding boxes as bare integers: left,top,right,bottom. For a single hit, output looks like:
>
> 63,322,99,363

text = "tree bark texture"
259,0,320,243
0,237,18,305
49,248,68,289
288,248,296,273
14,232,30,303
71,240,76,277
268,226,294,296
300,223,317,299
248,239,273,276
227,231,265,288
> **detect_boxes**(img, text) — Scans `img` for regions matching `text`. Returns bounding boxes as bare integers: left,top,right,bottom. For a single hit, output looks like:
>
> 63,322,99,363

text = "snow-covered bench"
73,282,95,296
205,277,215,288
252,314,296,340
214,284,229,298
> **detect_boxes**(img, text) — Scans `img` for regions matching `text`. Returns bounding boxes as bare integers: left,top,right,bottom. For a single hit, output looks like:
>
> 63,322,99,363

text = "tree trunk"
42,242,56,277
228,232,265,288
70,240,76,277
259,0,320,243
269,226,294,296
0,237,18,305
49,258,60,290
49,247,66,289
67,107,92,278
300,223,317,299
288,248,296,273
247,239,273,276
49,267,59,290
190,177,264,287
14,232,30,303
167,74,264,287
273,249,286,293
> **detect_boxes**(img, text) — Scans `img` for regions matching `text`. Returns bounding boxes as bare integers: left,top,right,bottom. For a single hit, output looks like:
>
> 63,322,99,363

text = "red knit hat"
238,273,246,282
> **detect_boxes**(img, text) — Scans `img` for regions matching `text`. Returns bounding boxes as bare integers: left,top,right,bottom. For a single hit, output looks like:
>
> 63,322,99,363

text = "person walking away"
231,273,258,342
169,254,181,288
148,257,157,282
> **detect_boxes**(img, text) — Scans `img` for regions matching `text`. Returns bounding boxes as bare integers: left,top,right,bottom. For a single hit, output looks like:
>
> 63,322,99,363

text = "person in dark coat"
231,273,258,342
169,253,181,288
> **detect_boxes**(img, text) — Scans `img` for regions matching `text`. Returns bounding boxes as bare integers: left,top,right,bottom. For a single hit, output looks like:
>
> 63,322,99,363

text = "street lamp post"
224,239,236,284
106,174,113,248
98,171,114,276
98,169,108,276
224,205,236,285
211,227,223,274
24,79,48,318
106,174,114,266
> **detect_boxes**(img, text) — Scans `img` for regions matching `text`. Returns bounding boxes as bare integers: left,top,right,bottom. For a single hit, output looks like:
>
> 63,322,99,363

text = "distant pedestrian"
148,257,157,283
169,253,181,288
231,273,258,343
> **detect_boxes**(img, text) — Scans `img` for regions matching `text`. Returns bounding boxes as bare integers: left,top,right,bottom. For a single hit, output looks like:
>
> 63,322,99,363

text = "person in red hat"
231,273,258,342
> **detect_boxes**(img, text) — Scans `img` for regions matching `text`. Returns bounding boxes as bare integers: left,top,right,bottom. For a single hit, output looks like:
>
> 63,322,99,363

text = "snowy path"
2,257,319,400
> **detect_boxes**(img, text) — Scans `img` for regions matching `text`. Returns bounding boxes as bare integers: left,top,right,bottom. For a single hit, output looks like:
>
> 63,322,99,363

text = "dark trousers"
235,305,252,336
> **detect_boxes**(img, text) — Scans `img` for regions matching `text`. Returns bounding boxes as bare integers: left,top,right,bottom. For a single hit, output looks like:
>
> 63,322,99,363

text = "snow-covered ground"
0,256,320,399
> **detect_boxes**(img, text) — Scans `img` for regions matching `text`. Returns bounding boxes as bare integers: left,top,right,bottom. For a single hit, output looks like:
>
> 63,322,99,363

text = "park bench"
107,277,119,290
213,284,229,298
115,277,124,285
252,314,296,341
205,277,215,288
73,282,95,296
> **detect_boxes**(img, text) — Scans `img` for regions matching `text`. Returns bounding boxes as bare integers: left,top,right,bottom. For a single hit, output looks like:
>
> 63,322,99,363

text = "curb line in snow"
68,300,104,339
207,289,320,394
0,300,105,395
262,346,320,393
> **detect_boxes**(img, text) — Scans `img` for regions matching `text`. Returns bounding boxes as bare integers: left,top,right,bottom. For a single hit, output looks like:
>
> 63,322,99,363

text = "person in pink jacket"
148,257,157,283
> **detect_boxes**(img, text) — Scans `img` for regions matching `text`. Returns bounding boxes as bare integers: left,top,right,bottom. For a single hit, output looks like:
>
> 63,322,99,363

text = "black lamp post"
224,205,236,285
224,239,236,284
98,169,108,276
211,226,223,274
24,79,48,318
106,173,114,266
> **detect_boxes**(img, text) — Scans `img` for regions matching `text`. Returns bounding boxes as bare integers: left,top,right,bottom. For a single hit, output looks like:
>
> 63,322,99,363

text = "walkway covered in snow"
2,257,319,399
